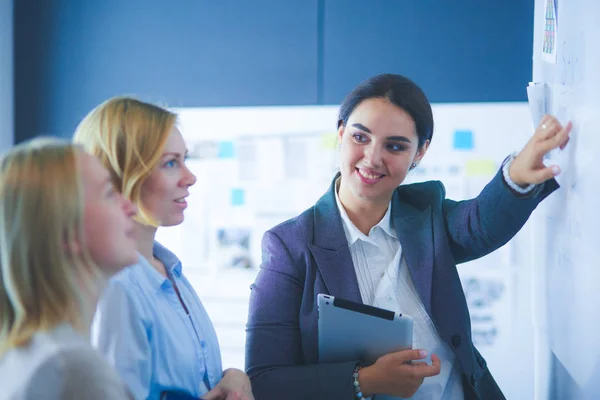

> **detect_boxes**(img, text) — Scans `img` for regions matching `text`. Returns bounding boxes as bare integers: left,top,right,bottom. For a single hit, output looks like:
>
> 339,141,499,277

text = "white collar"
334,178,397,246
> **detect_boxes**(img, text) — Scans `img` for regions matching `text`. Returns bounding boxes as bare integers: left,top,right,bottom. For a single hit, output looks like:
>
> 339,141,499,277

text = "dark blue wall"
14,0,533,142
322,0,534,104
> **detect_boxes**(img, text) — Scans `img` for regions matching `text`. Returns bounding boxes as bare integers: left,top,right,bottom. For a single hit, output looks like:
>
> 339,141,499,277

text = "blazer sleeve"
441,168,559,264
245,230,358,400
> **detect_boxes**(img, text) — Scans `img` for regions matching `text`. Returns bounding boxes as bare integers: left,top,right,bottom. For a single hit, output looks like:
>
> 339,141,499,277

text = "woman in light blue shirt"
74,97,253,400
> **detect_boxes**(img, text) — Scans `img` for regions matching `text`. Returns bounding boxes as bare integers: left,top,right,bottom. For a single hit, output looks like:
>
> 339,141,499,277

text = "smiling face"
139,127,196,227
337,97,429,207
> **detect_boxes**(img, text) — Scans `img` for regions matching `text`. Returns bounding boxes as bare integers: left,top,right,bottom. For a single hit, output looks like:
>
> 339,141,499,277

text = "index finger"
410,353,442,378
538,114,554,128
389,349,429,364
536,121,573,156
535,116,561,140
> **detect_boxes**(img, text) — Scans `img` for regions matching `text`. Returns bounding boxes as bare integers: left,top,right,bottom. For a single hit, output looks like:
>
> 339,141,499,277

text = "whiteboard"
532,0,600,398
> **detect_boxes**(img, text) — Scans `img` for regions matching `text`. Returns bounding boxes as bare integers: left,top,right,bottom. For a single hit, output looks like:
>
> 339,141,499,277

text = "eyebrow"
351,123,413,143
162,150,189,158
352,123,372,133
386,136,412,143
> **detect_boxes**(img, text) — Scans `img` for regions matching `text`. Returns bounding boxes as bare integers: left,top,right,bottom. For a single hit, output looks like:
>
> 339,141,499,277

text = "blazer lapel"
392,190,434,315
308,174,362,304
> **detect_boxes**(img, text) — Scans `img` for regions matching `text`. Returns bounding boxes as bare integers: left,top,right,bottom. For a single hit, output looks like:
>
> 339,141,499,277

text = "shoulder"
101,270,141,306
0,328,86,395
95,264,150,322
394,180,446,209
268,205,316,243
109,257,147,286
27,346,129,399
103,257,156,306
259,206,317,275
40,345,112,375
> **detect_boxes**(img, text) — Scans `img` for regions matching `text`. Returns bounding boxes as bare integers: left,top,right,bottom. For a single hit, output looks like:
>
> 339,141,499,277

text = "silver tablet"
318,293,413,365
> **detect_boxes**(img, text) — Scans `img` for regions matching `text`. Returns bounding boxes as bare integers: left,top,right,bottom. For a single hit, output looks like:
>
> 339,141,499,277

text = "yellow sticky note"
320,133,338,150
465,159,497,177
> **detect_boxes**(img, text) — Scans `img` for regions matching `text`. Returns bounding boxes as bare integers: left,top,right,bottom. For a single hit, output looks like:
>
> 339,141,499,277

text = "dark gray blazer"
246,169,558,400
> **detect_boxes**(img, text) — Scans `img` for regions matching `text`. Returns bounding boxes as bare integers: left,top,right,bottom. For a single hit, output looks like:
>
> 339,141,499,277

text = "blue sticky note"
231,188,245,206
218,141,235,158
453,130,474,150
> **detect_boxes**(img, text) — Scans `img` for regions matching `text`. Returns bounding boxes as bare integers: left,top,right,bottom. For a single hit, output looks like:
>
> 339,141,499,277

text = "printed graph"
542,0,557,62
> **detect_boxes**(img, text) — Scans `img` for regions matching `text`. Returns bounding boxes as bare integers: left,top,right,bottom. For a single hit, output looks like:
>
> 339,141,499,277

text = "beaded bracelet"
352,363,366,399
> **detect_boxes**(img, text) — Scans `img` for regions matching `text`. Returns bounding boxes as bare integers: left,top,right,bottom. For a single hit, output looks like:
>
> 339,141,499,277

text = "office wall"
0,0,13,151
322,0,534,104
14,0,534,142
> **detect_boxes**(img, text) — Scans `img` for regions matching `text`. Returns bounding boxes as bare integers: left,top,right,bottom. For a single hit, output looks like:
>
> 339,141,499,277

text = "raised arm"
443,115,570,263
245,230,357,400
91,280,152,400
441,170,555,263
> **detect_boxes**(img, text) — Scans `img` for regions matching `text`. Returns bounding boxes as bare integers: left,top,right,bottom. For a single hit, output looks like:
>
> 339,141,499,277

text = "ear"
413,139,430,165
336,123,345,147
63,231,83,256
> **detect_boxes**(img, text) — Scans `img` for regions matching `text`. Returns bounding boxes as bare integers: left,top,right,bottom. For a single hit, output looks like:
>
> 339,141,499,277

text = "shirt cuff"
501,153,536,194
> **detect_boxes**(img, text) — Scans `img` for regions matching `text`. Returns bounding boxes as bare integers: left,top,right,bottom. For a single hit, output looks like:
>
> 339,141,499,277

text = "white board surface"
532,0,600,398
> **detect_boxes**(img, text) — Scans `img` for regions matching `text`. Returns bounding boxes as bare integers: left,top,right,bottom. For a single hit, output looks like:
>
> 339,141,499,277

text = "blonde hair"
73,97,177,227
0,139,101,355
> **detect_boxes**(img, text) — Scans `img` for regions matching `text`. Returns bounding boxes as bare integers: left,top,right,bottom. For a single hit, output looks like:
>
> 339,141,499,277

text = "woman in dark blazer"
245,74,571,400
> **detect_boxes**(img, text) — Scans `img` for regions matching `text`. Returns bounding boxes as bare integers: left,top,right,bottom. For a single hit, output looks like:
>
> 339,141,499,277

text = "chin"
162,215,185,227
352,186,388,204
125,252,140,266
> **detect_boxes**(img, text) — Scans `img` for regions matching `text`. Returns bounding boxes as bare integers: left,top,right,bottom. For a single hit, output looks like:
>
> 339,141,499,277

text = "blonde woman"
74,97,253,400
0,138,138,399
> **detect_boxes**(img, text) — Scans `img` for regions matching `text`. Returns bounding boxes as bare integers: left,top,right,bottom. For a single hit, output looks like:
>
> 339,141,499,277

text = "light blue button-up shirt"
91,242,223,400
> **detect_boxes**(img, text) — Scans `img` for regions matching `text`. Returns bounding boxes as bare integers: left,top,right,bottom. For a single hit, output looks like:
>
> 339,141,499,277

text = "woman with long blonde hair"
75,97,253,400
0,138,138,399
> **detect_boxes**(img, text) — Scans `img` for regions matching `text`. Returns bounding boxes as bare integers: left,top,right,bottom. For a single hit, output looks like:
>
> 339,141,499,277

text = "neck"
136,222,157,264
77,292,98,340
73,269,108,339
338,180,391,236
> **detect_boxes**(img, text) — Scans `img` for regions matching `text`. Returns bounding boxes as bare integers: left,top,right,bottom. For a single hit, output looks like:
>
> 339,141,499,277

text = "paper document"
526,82,557,162
526,82,547,127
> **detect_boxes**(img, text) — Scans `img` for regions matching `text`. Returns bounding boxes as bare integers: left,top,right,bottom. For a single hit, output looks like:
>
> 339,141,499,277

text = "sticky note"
231,188,245,206
465,160,497,177
453,130,474,150
218,141,235,158
320,133,338,150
